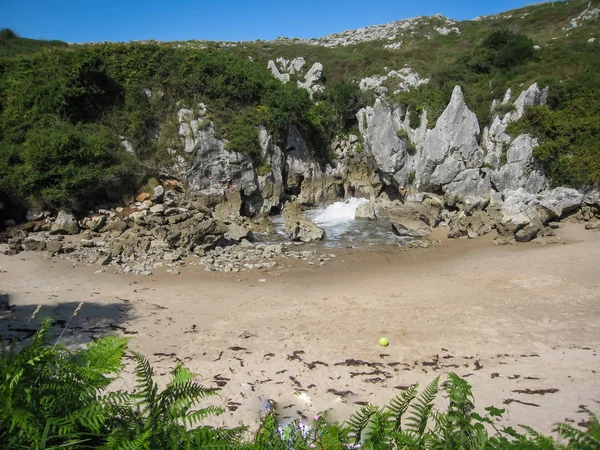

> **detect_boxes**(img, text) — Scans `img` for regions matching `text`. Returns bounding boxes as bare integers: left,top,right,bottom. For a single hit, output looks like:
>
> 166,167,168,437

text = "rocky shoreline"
2,179,598,278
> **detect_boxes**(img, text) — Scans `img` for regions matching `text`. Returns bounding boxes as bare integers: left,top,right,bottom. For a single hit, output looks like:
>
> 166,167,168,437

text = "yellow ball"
379,337,389,347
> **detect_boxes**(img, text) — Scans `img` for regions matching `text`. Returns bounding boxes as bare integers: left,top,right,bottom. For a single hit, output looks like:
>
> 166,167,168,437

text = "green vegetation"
507,85,600,188
2,321,600,449
1,0,599,217
0,28,67,57
0,34,345,216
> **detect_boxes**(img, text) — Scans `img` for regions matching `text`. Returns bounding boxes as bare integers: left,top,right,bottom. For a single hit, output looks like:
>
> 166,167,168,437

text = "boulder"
282,202,324,243
448,210,494,239
136,192,150,202
391,217,430,237
150,204,166,215
378,202,440,227
23,239,46,252
50,211,80,235
225,223,250,242
355,202,376,220
152,185,165,203
106,219,128,234
46,240,63,254
85,215,106,232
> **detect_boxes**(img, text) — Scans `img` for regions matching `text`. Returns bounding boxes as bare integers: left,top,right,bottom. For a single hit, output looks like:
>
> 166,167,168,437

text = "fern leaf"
405,376,439,438
131,351,158,408
347,404,380,445
386,383,418,432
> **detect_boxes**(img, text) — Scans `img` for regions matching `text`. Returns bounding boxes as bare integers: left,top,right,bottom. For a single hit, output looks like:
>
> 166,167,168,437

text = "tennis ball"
379,337,389,347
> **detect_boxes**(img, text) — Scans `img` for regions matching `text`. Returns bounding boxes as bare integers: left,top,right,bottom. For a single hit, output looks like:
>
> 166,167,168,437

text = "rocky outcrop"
284,126,346,205
282,202,324,243
482,83,549,171
297,62,325,96
490,134,546,193
359,68,429,95
418,86,482,191
497,187,584,241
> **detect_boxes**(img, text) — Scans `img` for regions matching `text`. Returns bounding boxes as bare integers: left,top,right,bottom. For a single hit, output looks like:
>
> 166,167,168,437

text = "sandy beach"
1,223,599,435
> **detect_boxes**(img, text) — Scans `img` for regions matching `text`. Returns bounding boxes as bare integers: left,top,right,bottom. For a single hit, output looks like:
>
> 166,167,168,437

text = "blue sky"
1,0,555,43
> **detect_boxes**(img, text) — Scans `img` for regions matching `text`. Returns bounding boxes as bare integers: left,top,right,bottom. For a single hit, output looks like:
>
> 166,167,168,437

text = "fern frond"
405,376,439,438
185,406,226,427
83,336,129,377
131,351,158,408
386,384,418,432
555,421,600,449
347,404,381,445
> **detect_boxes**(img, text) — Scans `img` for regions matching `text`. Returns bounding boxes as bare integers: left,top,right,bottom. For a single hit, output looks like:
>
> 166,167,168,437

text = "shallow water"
259,198,411,248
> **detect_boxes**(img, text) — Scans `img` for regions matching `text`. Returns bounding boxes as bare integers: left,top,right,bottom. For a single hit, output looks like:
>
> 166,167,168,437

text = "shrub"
482,29,536,70
507,96,600,188
225,116,263,163
0,121,138,212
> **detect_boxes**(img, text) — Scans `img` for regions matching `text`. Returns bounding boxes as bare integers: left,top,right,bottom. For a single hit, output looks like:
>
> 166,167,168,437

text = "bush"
482,29,536,70
0,121,137,212
225,112,263,164
507,96,600,188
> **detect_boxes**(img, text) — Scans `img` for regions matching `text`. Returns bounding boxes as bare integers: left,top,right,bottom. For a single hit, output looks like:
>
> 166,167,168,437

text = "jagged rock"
268,60,290,83
418,86,480,190
500,188,583,241
391,217,431,237
26,210,49,222
225,223,250,242
152,185,165,203
358,99,406,178
537,187,583,221
285,126,344,205
84,215,106,232
297,62,324,96
490,134,546,193
483,83,549,169
378,201,440,227
50,211,80,235
282,202,324,243
355,202,376,220
448,210,494,239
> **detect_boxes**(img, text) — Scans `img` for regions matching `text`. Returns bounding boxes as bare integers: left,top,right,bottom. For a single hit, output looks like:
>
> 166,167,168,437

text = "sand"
1,223,599,435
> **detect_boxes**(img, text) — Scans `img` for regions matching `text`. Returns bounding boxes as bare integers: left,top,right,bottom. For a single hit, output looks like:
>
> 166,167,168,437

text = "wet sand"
1,223,599,434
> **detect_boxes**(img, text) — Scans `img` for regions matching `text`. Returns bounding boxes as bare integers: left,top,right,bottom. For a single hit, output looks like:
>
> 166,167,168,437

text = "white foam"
308,197,369,226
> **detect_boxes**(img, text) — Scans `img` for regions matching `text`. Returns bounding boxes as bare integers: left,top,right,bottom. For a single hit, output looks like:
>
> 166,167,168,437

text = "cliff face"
356,83,549,202
171,80,597,243
175,83,551,209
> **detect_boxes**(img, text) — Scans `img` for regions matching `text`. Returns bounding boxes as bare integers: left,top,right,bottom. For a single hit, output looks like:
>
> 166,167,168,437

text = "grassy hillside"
0,0,599,218
0,28,67,57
